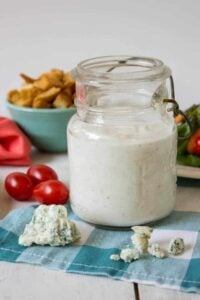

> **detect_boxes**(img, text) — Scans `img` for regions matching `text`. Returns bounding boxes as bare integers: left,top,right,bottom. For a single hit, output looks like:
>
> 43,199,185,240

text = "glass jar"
67,56,177,227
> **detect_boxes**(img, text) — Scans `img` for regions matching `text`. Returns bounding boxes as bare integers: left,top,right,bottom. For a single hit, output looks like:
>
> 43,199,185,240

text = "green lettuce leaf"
177,155,200,167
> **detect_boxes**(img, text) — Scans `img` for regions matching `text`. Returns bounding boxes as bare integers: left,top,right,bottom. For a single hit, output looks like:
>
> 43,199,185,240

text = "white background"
0,0,200,115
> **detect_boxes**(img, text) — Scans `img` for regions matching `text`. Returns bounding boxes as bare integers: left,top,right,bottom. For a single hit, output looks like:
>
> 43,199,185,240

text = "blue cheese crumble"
131,226,153,253
110,254,120,261
131,226,153,237
168,238,184,255
120,248,140,263
19,205,80,246
148,243,166,258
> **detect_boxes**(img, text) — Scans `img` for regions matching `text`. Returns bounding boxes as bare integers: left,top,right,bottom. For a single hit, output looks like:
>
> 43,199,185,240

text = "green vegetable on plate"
176,104,200,167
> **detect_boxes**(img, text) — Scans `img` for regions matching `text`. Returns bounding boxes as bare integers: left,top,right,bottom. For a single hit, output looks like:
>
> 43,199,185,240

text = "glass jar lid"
74,55,171,84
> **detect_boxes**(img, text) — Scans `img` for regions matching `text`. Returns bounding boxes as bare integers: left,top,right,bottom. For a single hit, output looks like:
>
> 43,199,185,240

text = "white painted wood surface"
0,262,135,300
139,284,200,300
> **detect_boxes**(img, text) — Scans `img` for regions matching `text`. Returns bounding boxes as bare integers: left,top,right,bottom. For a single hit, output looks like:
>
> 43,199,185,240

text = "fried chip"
33,101,52,109
19,83,34,90
8,69,75,109
13,98,34,107
50,69,64,81
46,73,63,88
19,85,40,107
33,87,61,108
53,91,73,108
33,75,53,91
63,72,75,94
8,89,33,107
7,90,21,103
34,70,64,91
20,73,35,84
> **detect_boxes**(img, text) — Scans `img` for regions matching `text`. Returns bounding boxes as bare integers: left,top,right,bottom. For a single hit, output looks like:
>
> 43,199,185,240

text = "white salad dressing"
68,109,177,227
68,55,177,227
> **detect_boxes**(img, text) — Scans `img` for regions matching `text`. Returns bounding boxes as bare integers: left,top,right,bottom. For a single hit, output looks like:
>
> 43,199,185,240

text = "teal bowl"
6,102,76,153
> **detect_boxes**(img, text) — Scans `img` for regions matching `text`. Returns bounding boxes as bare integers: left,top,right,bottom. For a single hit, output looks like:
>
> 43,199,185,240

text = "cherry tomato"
5,172,33,201
187,129,200,156
194,136,200,156
33,180,69,205
27,164,58,186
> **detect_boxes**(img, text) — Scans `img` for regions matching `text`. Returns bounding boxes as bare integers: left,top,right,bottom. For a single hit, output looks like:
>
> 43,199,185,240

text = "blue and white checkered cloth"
0,204,200,294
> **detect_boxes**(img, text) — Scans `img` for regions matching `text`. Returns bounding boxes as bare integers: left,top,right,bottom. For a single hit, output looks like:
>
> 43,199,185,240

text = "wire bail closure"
163,76,192,140
107,59,192,140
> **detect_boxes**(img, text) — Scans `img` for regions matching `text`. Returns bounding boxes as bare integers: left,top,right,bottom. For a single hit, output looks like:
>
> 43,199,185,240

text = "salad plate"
176,104,200,179
177,164,200,179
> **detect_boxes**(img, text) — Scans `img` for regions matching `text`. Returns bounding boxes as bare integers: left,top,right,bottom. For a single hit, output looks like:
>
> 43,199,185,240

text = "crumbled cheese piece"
168,238,184,255
120,248,140,263
110,254,120,261
19,205,80,246
131,226,153,238
148,243,166,258
131,234,149,253
131,226,153,253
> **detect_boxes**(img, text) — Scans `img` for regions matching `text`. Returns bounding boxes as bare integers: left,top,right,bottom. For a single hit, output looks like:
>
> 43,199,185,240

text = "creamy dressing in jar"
68,56,177,227
68,112,177,226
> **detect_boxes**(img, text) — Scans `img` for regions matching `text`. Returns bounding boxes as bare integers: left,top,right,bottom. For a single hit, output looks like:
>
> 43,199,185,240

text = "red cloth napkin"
0,117,32,166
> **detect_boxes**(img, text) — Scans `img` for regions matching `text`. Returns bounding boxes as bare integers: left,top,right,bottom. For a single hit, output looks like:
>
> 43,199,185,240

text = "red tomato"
5,172,33,201
27,165,58,186
33,180,69,205
194,137,200,156
187,129,200,156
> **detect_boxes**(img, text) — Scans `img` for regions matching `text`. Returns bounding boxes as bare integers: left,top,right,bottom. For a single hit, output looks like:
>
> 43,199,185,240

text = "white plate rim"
177,164,200,179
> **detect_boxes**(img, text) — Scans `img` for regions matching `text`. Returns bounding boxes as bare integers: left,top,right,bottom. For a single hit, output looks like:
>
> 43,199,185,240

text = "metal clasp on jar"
163,76,192,140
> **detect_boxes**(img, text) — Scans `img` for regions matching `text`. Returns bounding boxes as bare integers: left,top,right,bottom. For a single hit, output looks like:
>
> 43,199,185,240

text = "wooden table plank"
0,262,135,300
139,284,200,300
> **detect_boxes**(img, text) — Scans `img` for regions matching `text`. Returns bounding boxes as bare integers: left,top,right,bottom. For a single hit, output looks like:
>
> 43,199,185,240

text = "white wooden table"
0,151,199,300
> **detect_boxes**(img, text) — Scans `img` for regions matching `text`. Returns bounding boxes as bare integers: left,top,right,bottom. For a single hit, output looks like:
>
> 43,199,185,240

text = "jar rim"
75,55,171,83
